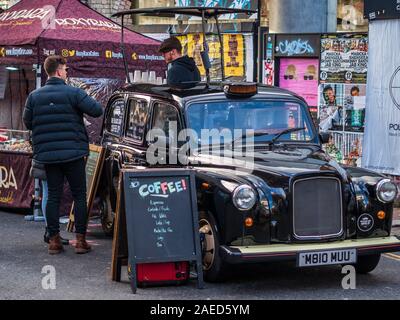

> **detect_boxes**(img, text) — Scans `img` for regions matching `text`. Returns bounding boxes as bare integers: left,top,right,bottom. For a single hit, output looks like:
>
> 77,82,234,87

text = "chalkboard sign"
121,168,204,293
67,145,105,232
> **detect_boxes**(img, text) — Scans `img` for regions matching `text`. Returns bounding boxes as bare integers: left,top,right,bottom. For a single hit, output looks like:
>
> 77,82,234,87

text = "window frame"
150,100,183,143
123,95,152,146
103,96,127,138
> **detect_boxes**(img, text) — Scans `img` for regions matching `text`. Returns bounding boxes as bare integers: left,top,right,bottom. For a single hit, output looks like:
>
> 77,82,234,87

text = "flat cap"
158,36,182,53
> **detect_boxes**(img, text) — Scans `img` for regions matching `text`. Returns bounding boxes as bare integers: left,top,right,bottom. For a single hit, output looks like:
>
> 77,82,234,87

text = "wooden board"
67,144,105,232
111,172,128,282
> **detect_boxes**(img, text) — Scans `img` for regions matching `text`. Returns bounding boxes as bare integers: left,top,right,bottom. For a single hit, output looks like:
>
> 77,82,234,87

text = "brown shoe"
48,234,64,255
75,233,91,254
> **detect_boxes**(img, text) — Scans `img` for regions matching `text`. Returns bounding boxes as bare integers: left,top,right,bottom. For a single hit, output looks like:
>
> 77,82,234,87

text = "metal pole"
254,0,261,83
33,179,45,222
215,15,225,81
35,64,42,89
121,16,131,83
201,10,211,84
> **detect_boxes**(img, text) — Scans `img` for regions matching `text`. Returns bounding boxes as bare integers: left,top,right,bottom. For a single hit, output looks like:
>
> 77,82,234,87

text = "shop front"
262,33,321,121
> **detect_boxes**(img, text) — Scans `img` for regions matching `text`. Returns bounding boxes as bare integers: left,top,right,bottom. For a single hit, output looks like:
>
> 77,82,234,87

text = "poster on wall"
362,19,400,176
183,33,222,78
318,83,366,132
263,60,274,86
179,33,246,80
279,58,319,107
318,83,345,132
223,34,245,78
320,34,368,84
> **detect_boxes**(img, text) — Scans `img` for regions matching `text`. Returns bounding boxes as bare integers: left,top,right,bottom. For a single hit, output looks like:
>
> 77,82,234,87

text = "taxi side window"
105,99,125,136
125,98,149,142
151,103,181,142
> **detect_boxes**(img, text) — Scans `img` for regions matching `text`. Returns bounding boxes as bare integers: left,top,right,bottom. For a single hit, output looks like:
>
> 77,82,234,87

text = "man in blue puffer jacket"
23,56,103,255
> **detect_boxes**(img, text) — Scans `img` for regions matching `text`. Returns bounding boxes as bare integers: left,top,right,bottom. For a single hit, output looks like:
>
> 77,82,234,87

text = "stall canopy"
0,0,165,78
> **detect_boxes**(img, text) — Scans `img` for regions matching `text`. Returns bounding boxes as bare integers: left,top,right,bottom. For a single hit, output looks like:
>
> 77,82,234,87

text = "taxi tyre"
199,211,227,282
100,194,114,237
353,254,381,274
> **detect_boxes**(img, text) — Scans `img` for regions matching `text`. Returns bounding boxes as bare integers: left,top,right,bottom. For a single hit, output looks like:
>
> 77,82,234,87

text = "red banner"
0,151,34,209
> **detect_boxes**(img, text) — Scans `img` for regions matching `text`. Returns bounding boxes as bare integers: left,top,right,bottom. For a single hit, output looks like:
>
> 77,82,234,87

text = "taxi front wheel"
353,254,381,274
199,211,227,282
99,195,115,236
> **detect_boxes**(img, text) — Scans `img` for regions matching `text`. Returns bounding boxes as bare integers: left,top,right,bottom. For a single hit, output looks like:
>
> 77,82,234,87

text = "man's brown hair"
44,55,67,76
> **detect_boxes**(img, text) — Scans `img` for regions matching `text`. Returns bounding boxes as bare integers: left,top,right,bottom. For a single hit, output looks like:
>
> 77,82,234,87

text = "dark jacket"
167,55,201,88
23,77,103,164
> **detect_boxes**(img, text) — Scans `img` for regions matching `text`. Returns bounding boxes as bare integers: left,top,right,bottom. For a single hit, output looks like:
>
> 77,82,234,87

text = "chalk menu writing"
148,200,172,248
123,172,197,262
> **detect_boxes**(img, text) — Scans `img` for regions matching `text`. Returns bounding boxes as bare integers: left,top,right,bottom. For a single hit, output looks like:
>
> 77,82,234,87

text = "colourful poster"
223,34,245,78
180,33,246,80
279,58,319,107
318,82,366,132
318,83,345,132
263,60,274,86
320,34,368,84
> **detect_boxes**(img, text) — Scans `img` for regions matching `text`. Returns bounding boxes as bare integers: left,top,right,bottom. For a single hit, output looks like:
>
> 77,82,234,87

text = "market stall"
0,0,165,210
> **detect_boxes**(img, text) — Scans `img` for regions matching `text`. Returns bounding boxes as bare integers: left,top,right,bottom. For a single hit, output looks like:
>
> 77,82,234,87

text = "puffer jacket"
23,77,103,164
167,55,201,88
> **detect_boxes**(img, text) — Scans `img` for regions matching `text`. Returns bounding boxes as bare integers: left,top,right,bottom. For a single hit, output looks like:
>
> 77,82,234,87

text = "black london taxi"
98,81,400,282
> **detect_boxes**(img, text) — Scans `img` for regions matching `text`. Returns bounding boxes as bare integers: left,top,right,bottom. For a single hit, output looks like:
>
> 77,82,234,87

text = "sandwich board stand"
112,167,204,294
67,145,105,232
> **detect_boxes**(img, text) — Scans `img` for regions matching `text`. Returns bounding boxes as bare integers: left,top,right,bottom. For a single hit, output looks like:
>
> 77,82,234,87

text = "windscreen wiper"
269,127,305,145
229,130,272,147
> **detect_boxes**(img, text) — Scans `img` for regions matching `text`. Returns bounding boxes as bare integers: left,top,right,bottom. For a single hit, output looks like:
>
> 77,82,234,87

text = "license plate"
297,249,357,267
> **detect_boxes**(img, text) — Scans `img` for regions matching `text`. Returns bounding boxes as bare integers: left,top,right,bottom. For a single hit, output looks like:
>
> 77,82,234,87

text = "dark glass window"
105,99,125,136
125,99,149,142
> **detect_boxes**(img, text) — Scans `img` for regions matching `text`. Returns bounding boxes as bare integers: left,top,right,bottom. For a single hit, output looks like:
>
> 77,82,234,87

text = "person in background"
23,56,103,255
30,160,69,245
158,36,201,88
351,86,360,96
323,85,337,106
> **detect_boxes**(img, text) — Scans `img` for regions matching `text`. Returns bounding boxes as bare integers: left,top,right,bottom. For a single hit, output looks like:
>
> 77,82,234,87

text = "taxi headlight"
233,185,257,211
376,179,398,203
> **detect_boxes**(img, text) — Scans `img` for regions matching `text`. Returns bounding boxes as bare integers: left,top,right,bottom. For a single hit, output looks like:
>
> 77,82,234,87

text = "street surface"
0,210,399,300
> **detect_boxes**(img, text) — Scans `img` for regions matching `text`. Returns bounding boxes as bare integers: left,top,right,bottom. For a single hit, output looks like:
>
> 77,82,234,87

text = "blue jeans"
41,180,48,225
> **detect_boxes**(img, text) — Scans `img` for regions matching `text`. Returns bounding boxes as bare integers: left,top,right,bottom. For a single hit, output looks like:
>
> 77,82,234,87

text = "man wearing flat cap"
159,36,201,88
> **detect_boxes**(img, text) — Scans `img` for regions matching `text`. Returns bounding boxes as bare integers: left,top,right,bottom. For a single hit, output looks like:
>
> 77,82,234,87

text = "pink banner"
279,58,319,107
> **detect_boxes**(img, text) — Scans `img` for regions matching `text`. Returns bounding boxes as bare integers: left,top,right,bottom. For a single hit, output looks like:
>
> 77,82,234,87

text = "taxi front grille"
292,177,343,240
